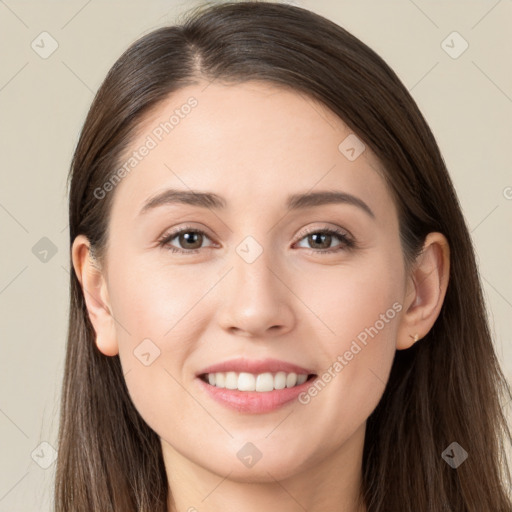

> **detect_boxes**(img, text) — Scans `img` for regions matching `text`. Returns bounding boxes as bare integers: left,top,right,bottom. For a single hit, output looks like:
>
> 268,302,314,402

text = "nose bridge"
215,230,293,335
232,232,278,299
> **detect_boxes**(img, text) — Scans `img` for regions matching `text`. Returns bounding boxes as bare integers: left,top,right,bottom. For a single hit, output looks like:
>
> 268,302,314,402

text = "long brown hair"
56,2,512,510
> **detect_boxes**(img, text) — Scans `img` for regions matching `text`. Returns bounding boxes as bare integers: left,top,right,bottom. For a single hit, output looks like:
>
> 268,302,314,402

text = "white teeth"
274,371,287,390
215,372,225,388
286,372,297,387
225,371,238,389
237,372,255,391
256,372,274,392
203,371,310,392
296,374,308,385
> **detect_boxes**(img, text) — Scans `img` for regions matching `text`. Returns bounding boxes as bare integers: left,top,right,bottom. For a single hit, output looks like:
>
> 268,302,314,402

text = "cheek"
291,252,403,429
292,250,404,348
107,257,209,343
105,259,216,425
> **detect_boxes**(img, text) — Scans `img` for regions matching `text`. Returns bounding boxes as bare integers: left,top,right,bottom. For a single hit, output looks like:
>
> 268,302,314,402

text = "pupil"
182,232,201,248
310,233,330,249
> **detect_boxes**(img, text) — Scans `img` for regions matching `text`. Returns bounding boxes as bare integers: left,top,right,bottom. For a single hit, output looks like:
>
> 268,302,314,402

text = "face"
93,81,409,482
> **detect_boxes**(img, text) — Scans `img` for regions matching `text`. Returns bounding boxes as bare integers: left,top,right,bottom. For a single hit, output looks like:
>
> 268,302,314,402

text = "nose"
216,245,295,338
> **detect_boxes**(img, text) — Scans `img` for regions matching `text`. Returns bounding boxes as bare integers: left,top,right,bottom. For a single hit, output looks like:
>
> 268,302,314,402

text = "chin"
201,446,310,483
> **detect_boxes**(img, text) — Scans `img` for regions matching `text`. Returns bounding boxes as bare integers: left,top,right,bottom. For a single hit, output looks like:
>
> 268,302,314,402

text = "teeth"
203,371,310,392
225,371,238,390
274,371,287,390
296,374,308,385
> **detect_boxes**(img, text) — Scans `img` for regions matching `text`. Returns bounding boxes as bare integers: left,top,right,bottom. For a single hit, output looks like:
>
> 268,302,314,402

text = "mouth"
195,357,317,392
194,358,319,413
198,371,317,392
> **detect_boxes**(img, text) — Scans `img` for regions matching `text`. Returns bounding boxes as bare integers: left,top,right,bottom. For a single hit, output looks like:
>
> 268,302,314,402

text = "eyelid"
159,223,214,240
158,224,350,243
158,223,356,254
295,223,353,241
293,224,355,254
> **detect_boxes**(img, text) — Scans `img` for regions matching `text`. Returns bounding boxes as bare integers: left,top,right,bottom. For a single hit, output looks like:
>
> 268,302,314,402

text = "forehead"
109,80,394,222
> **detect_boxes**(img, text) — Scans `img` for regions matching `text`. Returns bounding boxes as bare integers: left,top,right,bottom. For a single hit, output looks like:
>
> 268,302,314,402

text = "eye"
294,226,355,255
157,225,356,255
157,225,215,254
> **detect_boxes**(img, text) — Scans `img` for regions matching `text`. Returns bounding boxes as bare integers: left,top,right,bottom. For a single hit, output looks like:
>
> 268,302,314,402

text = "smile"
199,371,313,392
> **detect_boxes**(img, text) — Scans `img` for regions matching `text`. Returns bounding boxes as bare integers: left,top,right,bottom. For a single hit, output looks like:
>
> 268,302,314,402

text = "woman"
55,1,512,510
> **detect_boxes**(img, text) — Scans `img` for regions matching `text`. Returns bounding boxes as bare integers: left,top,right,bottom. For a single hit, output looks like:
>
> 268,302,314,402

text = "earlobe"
396,232,450,350
71,235,119,356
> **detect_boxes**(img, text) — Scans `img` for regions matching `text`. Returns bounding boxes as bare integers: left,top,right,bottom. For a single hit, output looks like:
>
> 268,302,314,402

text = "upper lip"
197,357,316,376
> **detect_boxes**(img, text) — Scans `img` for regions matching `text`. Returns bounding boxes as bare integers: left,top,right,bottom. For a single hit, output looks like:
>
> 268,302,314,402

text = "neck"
163,422,367,512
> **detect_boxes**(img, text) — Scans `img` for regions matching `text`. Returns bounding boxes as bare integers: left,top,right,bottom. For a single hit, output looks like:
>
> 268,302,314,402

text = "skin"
72,81,450,512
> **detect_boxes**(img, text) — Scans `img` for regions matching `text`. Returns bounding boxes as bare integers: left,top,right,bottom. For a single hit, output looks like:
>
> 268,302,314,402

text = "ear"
71,234,119,356
396,232,450,350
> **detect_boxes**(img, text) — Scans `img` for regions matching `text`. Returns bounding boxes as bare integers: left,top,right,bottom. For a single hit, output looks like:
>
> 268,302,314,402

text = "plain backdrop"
0,1,511,510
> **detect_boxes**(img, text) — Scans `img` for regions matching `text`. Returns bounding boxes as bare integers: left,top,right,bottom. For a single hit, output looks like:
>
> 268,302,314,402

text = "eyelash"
157,224,356,256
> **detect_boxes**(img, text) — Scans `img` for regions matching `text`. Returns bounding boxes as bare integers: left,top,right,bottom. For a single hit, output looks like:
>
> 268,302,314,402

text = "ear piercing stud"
410,333,420,343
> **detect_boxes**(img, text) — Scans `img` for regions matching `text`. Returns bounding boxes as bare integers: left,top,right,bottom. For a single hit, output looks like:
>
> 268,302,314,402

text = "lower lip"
196,376,317,413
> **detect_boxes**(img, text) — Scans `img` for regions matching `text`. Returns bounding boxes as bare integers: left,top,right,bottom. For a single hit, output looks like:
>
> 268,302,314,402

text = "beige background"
1,0,511,510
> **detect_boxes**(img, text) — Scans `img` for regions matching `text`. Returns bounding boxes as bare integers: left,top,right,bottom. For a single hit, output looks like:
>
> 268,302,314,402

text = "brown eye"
307,232,333,250
158,227,214,254
295,227,355,254
176,231,204,250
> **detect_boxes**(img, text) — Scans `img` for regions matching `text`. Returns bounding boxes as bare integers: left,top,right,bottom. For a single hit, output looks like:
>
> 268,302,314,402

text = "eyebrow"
139,188,375,219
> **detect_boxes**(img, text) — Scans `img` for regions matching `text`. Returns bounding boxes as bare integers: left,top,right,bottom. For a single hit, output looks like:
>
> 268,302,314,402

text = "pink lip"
196,357,315,376
196,375,317,414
